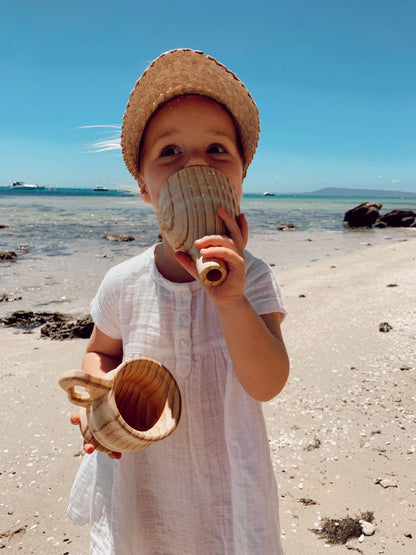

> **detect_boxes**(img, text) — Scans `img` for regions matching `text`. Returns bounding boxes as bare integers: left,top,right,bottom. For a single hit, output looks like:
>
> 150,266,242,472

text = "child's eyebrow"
206,130,235,140
152,130,181,143
151,129,235,146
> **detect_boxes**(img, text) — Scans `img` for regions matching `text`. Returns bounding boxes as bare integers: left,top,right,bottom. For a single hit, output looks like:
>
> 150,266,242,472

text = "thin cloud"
78,125,121,129
86,138,121,152
78,124,121,153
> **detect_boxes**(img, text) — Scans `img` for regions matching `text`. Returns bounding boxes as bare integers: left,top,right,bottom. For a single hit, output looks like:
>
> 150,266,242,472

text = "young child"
68,48,289,554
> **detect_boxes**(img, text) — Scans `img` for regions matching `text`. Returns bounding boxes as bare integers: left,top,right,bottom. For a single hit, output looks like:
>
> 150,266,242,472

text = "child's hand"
176,207,248,305
70,412,122,460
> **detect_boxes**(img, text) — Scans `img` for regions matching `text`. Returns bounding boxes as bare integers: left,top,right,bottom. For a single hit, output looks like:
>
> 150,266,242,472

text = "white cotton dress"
68,244,286,555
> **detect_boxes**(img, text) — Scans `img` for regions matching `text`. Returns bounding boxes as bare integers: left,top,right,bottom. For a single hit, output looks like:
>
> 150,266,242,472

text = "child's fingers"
199,246,244,268
236,213,249,247
70,412,81,425
84,442,95,455
83,440,122,459
195,235,243,260
216,207,247,251
71,412,122,459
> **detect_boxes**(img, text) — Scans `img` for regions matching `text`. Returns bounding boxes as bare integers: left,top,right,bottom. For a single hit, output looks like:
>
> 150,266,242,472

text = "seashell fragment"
360,521,375,536
157,166,240,286
378,478,398,489
59,357,181,453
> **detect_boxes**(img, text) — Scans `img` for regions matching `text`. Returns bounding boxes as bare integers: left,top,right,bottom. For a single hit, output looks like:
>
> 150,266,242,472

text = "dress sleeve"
244,252,287,318
89,265,122,339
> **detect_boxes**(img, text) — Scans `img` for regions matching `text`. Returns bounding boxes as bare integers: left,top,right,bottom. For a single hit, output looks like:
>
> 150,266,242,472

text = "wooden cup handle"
59,370,112,408
196,254,227,286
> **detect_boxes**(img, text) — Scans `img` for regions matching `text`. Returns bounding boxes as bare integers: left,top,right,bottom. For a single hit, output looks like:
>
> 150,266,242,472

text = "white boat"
93,185,109,191
263,191,275,197
10,181,44,190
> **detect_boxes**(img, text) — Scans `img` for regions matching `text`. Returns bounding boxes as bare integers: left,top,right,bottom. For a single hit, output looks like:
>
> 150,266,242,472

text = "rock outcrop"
343,202,382,228
375,210,416,228
276,222,299,231
102,233,135,242
0,251,19,261
40,314,94,340
0,311,70,331
0,311,93,339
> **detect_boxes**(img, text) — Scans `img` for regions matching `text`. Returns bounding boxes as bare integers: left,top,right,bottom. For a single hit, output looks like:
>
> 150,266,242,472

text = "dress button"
180,338,189,348
180,313,189,323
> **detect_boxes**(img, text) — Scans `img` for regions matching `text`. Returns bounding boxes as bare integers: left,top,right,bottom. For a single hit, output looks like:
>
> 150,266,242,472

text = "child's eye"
160,145,181,157
207,144,227,154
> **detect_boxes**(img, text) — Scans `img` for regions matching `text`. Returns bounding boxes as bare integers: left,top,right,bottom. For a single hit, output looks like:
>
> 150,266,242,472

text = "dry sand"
0,238,415,554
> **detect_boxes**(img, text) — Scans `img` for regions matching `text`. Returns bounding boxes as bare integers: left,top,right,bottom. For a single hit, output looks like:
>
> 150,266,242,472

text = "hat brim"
121,49,260,181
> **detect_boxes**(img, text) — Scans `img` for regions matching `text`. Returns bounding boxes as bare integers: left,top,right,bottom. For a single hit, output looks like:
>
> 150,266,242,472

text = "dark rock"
374,209,416,228
0,293,23,302
40,314,94,340
0,311,71,331
0,251,19,261
102,233,135,242
0,224,9,229
379,322,393,332
276,222,299,231
343,202,382,227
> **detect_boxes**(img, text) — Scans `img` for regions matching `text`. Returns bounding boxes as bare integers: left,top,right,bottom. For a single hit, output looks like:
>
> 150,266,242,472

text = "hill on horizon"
301,187,416,199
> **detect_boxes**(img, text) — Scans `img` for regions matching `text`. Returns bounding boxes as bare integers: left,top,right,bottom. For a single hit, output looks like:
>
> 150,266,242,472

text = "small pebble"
361,521,375,536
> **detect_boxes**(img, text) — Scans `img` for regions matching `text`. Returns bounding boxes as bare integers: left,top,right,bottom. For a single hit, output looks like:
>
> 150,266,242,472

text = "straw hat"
121,48,260,180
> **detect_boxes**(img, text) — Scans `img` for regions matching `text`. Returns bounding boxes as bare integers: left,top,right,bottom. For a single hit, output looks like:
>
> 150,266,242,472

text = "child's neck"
155,242,195,283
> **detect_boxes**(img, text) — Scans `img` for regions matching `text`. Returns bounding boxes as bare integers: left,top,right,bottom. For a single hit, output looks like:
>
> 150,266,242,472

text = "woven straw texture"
121,49,260,181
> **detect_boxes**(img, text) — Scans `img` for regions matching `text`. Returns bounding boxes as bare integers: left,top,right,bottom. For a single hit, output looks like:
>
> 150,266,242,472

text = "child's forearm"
217,296,289,402
81,350,122,377
81,326,123,377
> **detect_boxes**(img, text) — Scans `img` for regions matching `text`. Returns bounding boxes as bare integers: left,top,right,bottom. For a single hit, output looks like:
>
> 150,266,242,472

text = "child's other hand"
70,412,122,459
176,208,248,305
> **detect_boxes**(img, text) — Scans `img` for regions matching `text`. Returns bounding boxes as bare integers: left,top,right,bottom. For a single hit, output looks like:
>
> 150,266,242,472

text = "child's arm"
81,325,123,377
176,208,289,402
215,301,288,402
70,325,123,458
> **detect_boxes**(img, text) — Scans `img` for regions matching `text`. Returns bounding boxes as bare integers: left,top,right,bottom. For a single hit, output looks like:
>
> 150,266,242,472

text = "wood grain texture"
59,357,182,453
158,166,240,286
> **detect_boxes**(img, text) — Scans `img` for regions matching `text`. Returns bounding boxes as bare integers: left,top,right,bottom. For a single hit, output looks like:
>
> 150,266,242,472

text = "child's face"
139,95,244,205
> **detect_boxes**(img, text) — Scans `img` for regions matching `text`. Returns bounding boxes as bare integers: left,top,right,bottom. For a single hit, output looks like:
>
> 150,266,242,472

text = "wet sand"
0,238,415,554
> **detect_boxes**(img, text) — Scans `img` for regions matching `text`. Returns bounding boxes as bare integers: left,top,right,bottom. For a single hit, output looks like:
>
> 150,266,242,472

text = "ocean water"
0,187,414,317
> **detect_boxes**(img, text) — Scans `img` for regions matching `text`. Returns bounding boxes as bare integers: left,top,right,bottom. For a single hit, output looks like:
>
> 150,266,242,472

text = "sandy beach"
0,237,415,554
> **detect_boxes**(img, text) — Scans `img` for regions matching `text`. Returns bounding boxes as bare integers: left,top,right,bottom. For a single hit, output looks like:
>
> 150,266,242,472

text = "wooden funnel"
157,166,240,286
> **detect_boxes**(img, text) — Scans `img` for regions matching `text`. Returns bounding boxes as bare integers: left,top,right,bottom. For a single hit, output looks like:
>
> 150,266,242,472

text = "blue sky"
1,0,414,193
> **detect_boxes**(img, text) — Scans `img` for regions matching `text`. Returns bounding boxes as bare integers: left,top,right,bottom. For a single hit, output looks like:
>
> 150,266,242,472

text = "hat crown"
121,49,260,181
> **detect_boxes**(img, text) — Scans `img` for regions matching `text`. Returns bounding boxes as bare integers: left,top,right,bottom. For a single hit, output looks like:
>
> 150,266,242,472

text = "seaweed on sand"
312,511,374,544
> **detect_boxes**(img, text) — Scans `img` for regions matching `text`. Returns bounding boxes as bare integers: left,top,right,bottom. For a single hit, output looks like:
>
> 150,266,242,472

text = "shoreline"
1,226,415,321
0,238,415,553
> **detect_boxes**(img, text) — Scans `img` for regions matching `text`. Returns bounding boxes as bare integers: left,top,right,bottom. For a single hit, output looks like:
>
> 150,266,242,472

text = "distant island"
301,187,416,199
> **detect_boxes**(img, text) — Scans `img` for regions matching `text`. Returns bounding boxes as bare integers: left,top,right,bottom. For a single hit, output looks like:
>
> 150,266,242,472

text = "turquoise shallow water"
0,187,414,316
1,187,415,254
